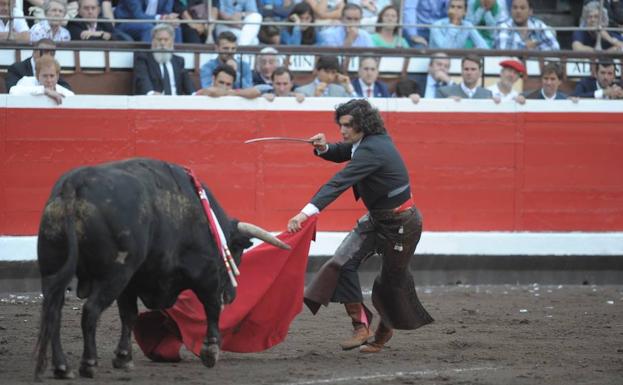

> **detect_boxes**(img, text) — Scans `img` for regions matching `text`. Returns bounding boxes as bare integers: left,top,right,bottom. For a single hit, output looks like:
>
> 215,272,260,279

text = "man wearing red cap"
489,59,526,103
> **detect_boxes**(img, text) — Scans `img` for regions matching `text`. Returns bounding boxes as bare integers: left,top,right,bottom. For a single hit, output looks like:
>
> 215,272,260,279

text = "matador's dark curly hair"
334,99,386,136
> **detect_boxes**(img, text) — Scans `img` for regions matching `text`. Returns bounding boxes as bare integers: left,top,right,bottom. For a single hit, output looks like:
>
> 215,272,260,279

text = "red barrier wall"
2,101,622,234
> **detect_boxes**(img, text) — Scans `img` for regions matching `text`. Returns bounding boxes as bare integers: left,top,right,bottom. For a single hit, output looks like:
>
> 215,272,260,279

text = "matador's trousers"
304,206,433,330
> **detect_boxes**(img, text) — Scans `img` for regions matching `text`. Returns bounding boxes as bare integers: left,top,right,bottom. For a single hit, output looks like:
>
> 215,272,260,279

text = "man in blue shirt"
402,0,447,46
200,31,252,89
494,0,559,50
318,3,373,48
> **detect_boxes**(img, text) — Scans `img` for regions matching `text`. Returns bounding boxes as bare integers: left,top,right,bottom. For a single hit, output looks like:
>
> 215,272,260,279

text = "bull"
34,158,289,380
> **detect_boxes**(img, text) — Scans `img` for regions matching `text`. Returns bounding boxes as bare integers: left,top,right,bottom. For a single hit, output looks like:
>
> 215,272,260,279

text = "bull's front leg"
199,291,222,368
113,290,138,370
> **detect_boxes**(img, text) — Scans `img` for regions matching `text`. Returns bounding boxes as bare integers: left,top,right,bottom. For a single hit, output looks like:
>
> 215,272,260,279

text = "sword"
244,137,314,144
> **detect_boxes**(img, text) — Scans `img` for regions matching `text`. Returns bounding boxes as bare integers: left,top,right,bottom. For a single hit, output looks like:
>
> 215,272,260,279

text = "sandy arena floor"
0,284,622,385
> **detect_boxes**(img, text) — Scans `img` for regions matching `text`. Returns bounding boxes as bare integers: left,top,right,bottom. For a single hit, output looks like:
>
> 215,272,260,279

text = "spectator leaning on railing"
30,0,71,42
5,38,72,90
436,55,493,100
261,66,306,102
429,0,489,49
520,62,568,101
494,0,559,50
412,52,451,98
1,0,30,41
370,5,409,48
488,58,525,103
200,31,252,89
295,55,355,97
572,1,623,52
9,55,74,105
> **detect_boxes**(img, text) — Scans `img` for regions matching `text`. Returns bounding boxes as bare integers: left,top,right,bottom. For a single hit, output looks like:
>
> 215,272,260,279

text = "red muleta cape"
133,216,317,360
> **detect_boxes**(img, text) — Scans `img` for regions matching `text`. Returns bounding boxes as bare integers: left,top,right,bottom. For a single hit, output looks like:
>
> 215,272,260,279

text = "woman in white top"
30,0,71,42
10,55,74,104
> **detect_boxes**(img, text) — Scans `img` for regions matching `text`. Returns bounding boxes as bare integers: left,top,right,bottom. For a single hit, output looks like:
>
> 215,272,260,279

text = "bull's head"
221,221,290,304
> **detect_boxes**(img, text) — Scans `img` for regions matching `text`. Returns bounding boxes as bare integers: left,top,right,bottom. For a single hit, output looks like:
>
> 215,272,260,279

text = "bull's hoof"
79,360,97,378
112,350,134,370
199,344,220,368
53,365,75,380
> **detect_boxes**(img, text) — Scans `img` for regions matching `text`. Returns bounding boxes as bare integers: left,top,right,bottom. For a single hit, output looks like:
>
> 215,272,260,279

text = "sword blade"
244,137,313,144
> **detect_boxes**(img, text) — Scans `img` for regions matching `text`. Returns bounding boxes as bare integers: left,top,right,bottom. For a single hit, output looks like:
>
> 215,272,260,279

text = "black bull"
34,158,289,380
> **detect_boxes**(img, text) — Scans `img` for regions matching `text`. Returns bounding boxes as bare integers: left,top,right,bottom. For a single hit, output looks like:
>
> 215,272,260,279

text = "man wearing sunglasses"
5,38,72,91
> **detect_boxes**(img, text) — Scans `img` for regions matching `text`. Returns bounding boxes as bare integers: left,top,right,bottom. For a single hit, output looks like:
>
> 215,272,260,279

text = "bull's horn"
237,222,291,250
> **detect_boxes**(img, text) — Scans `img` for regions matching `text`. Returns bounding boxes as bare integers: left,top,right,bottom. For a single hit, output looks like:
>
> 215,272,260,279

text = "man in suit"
132,23,195,95
413,52,451,98
5,38,72,91
351,56,390,98
287,99,433,354
114,0,180,42
573,59,623,99
295,56,356,97
67,0,115,41
523,62,568,100
436,55,492,99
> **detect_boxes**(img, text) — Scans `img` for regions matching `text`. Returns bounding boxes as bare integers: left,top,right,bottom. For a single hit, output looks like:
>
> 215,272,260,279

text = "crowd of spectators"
2,0,623,104
1,0,621,49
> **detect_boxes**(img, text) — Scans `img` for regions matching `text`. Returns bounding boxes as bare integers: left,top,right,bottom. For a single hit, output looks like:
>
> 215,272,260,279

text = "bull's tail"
34,181,79,380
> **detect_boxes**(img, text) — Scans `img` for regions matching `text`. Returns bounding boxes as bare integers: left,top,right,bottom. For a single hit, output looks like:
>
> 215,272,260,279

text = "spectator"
304,0,344,24
494,0,560,50
488,59,525,102
429,0,489,49
295,55,355,97
521,62,568,100
252,47,281,86
132,23,195,95
197,64,261,98
215,0,262,45
572,1,623,52
394,78,422,103
351,56,390,98
436,55,492,99
5,38,72,91
262,66,306,102
174,0,217,44
200,31,252,89
465,0,508,48
257,0,293,20
403,0,447,47
67,0,114,41
30,0,71,42
573,59,623,99
318,3,373,47
114,0,180,42
9,55,74,105
413,52,451,98
280,2,317,45
1,0,30,41
370,5,409,47
350,0,391,30
258,24,280,44
584,0,623,28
